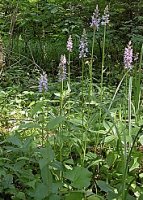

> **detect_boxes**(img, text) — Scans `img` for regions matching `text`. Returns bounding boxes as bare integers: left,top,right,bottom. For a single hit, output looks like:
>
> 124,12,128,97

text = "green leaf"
107,191,119,200
87,195,104,200
14,160,26,171
26,180,37,189
88,159,103,168
34,183,49,200
15,192,26,200
139,173,143,178
18,122,41,130
96,180,114,193
106,152,118,168
39,145,55,161
3,174,13,189
39,146,53,194
54,92,60,97
139,135,143,145
50,7,58,14
65,192,84,200
129,157,139,172
40,165,52,194
49,194,61,200
30,101,45,116
139,194,143,200
47,116,65,130
7,136,22,147
104,135,117,143
64,166,92,189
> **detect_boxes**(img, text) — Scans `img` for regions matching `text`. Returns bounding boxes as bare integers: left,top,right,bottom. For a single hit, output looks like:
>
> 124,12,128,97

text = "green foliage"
64,166,92,189
1,0,143,200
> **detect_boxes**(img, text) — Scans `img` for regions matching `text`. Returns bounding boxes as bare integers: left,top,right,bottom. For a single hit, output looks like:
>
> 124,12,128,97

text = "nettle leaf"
64,166,92,189
18,122,41,130
96,180,114,193
30,101,45,116
3,174,13,189
7,136,22,147
47,116,65,130
14,160,26,171
34,183,49,200
39,145,55,161
40,165,52,193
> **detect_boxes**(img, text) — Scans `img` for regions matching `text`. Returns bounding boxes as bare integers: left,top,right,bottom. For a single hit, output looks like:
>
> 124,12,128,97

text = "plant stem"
128,76,132,140
68,52,71,88
108,71,128,110
135,44,143,119
122,75,132,199
81,59,86,166
122,125,143,200
59,79,64,178
89,27,96,97
100,25,106,104
82,59,84,109
60,80,64,116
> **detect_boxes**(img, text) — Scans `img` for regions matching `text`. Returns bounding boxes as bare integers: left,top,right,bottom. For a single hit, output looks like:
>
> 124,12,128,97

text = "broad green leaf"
65,192,84,200
39,146,53,194
139,194,143,200
96,180,114,193
87,195,104,200
107,191,119,200
3,174,13,189
39,145,55,161
34,183,49,200
126,193,136,200
47,116,65,130
14,160,26,171
49,194,61,200
30,101,44,116
39,159,48,169
64,166,92,189
15,192,26,200
18,122,41,130
40,165,52,194
7,136,22,147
